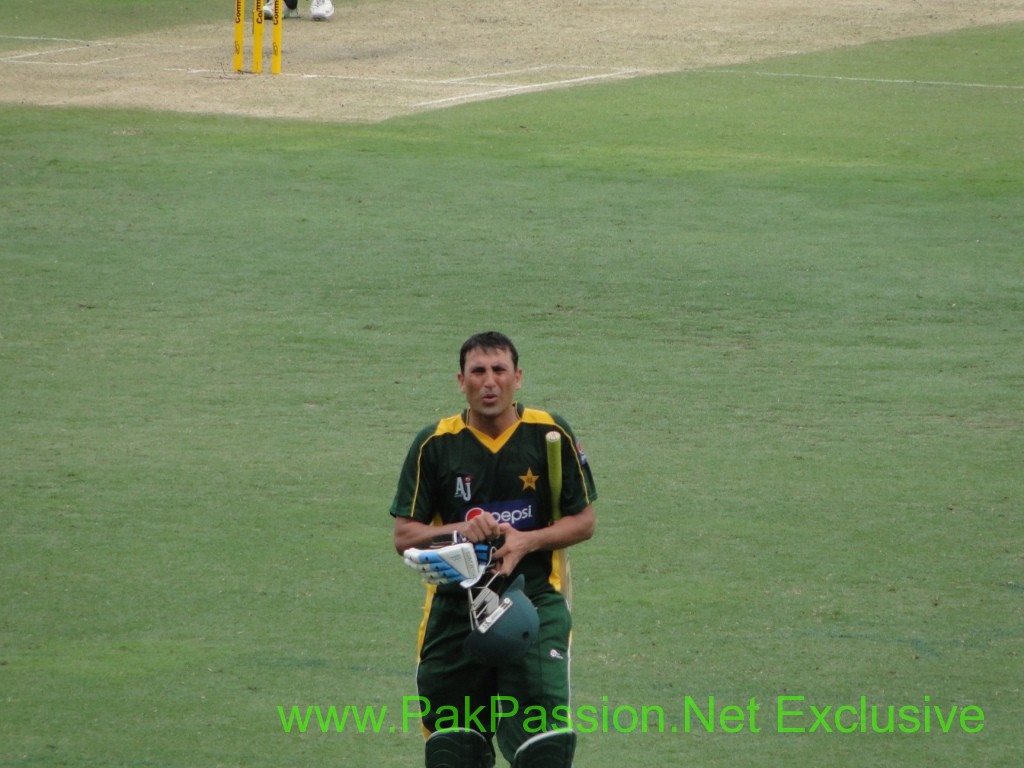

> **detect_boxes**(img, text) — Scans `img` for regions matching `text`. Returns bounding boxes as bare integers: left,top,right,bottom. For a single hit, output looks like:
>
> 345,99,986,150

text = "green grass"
3,0,224,46
1,11,1023,768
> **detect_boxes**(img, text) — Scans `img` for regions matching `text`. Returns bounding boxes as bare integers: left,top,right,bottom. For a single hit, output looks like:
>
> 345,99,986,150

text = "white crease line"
2,46,94,61
711,69,1024,90
0,35,208,58
4,53,151,66
0,35,92,43
0,34,202,49
414,71,646,107
437,64,617,84
76,54,151,66
166,67,650,88
166,68,474,84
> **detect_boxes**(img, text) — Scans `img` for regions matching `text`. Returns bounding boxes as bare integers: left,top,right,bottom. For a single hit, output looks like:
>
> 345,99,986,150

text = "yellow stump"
252,1,265,74
234,1,282,74
271,0,283,74
232,0,245,72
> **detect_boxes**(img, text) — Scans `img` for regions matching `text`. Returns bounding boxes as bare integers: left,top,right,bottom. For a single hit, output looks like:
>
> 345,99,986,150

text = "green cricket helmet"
464,575,540,664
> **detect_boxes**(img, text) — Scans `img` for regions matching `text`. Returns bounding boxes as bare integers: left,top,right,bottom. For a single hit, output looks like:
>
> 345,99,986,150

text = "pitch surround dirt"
1,0,1021,123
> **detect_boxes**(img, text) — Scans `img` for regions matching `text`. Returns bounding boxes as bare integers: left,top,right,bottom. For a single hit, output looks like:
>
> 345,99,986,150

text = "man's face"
458,346,522,422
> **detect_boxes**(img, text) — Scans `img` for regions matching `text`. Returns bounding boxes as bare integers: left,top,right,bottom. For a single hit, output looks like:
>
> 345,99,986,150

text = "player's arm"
492,504,594,575
393,513,502,555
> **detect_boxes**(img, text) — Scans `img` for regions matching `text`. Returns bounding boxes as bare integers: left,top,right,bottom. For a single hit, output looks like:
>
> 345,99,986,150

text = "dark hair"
460,331,519,372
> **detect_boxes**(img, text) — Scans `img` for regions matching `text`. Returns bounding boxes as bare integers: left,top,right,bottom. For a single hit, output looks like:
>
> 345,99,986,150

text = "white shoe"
310,0,334,21
264,2,300,18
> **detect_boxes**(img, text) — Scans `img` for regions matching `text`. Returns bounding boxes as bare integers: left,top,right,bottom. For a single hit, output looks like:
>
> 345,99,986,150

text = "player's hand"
491,524,532,576
460,511,502,543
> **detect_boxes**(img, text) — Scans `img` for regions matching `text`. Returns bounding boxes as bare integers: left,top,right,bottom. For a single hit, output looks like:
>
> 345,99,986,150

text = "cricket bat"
546,431,572,608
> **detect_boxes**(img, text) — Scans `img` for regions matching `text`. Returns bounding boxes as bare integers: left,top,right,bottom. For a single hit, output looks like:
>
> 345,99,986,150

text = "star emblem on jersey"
519,468,539,491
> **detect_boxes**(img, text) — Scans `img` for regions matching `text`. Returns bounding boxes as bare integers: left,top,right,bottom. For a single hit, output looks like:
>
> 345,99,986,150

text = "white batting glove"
403,542,483,586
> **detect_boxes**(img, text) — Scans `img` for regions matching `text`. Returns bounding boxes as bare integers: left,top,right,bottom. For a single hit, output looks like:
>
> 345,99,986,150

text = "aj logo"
454,475,473,502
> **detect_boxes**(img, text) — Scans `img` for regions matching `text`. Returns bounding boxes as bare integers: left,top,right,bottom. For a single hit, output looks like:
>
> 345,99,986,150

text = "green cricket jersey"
390,403,597,597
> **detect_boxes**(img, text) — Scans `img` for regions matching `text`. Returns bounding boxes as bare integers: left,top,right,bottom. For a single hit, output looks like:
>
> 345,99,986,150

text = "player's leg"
494,591,573,763
417,595,499,759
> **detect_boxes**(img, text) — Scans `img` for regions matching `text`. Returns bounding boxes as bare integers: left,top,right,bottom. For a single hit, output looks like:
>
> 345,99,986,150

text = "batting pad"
425,728,495,768
511,729,576,768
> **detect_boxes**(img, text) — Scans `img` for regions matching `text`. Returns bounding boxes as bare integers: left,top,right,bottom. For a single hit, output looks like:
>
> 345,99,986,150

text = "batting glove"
403,542,484,586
